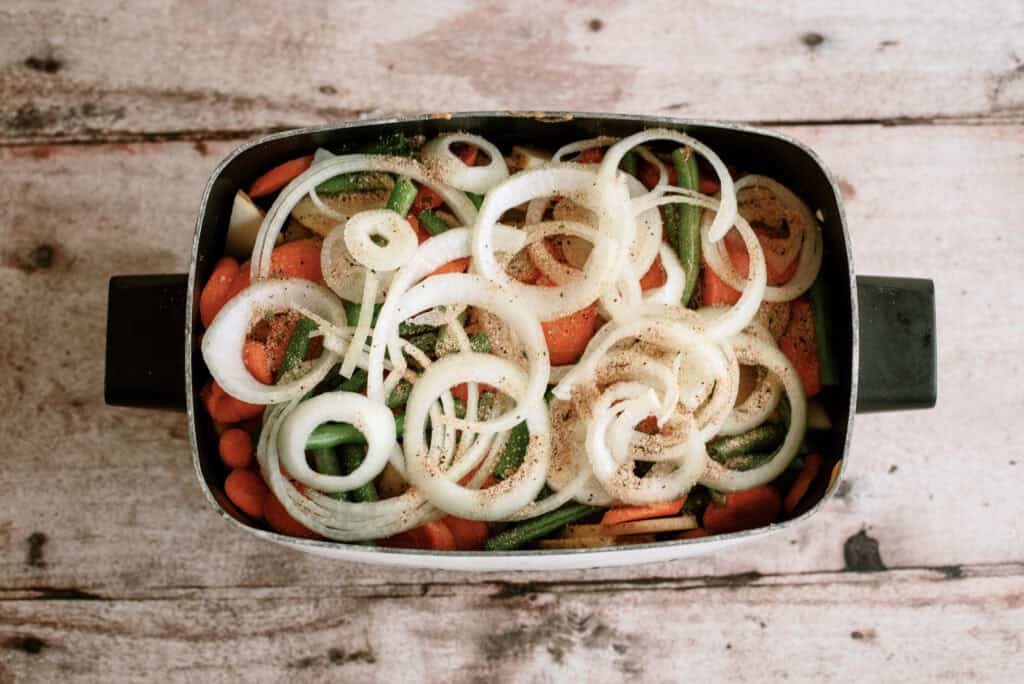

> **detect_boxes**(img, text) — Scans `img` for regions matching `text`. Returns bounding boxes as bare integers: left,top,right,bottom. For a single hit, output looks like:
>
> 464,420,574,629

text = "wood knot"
27,531,48,567
318,85,338,95
843,529,886,572
24,55,63,74
30,244,55,270
588,18,604,32
801,32,825,48
6,635,46,654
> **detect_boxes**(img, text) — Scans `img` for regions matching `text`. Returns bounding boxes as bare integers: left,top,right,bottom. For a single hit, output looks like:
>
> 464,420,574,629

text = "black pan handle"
105,274,189,412
856,275,936,413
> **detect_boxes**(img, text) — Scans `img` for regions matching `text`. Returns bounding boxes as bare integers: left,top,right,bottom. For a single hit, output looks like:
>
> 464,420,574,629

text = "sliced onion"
421,133,509,194
277,391,395,493
700,333,806,491
252,154,476,281
471,164,630,322
403,353,550,520
600,129,737,243
341,270,378,378
343,209,418,272
201,279,344,404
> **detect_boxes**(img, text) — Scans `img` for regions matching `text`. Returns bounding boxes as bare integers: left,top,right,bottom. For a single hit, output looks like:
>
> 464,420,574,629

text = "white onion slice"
201,279,344,404
341,270,378,378
421,133,509,194
343,209,418,272
277,391,396,493
700,333,806,491
403,353,550,520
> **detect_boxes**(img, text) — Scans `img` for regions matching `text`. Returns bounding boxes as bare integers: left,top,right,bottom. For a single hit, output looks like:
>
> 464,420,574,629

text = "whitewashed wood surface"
1,1,1022,682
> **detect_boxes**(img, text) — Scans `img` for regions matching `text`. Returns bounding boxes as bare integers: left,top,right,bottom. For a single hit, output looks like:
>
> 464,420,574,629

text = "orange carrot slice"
199,257,240,328
678,527,712,540
778,298,822,396
784,452,824,513
224,468,270,519
249,155,313,198
601,498,686,527
426,257,471,279
264,493,321,539
242,340,274,385
218,428,254,469
442,516,488,550
200,379,265,423
702,486,781,534
269,238,323,282
639,256,667,291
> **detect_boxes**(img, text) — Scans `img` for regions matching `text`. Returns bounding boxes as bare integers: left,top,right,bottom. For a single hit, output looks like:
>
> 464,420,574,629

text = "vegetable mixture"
198,128,839,551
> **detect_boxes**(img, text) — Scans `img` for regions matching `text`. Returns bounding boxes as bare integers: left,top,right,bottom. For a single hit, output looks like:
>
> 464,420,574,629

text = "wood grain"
1,124,1021,595
2,568,1022,683
1,1,1023,143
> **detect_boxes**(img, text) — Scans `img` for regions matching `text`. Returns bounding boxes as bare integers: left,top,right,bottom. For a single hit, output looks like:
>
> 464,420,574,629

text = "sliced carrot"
699,176,720,195
678,527,712,540
601,498,686,527
200,379,265,423
224,260,252,302
536,276,602,366
453,143,479,166
218,428,254,469
199,257,240,328
224,468,270,519
639,256,667,291
635,416,659,434
410,185,444,214
702,486,782,534
701,258,741,306
243,340,274,385
425,256,471,279
450,382,497,403
382,520,457,551
263,313,301,375
638,160,678,190
269,238,323,282
785,452,824,513
442,515,488,550
264,493,321,539
723,228,798,286
576,147,604,164
249,155,314,198
778,297,822,396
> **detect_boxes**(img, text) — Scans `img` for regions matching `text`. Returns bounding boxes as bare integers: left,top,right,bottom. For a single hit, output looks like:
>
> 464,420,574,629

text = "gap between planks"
0,111,1022,148
2,561,1021,603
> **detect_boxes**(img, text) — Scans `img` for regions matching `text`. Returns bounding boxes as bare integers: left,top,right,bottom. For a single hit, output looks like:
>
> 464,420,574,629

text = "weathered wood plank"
1,569,1022,683
0,123,1021,592
1,0,1023,143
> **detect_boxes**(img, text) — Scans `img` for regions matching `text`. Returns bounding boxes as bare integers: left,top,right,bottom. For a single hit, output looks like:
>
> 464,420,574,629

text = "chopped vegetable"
702,486,782,534
670,147,701,305
305,414,405,450
493,421,530,480
225,191,265,259
484,504,601,551
778,297,822,396
340,444,379,503
385,176,418,216
418,209,451,236
199,257,240,328
218,428,254,469
784,452,823,513
601,498,686,527
275,316,318,381
224,468,270,519
249,155,313,198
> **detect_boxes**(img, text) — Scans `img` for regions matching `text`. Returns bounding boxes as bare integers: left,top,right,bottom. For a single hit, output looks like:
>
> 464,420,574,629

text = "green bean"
620,150,638,177
386,176,417,216
343,300,383,328
469,332,491,354
339,444,379,502
311,447,346,500
386,380,412,409
670,147,701,305
275,317,318,382
707,423,786,469
484,503,601,551
465,191,484,209
681,486,710,515
399,320,436,337
809,275,838,386
315,172,388,195
493,422,530,480
306,414,406,450
360,132,411,157
407,331,438,357
417,209,450,236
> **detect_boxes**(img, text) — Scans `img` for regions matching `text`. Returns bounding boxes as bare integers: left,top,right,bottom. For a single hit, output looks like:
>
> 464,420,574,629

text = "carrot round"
536,276,602,366
264,493,321,539
426,256,471,279
442,515,488,550
199,257,240,328
249,155,313,198
778,298,822,396
243,340,274,385
383,520,457,550
702,486,782,534
453,143,480,166
224,468,270,519
218,428,254,469
269,238,323,282
224,260,252,301
601,498,686,527
678,527,712,540
200,379,265,423
639,256,667,291
410,185,444,214
784,452,824,513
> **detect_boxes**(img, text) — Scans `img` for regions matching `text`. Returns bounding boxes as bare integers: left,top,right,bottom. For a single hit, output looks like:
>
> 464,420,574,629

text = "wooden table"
2,2,1022,681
